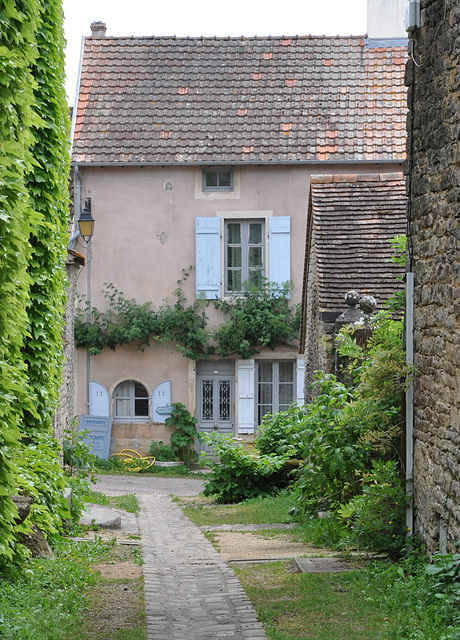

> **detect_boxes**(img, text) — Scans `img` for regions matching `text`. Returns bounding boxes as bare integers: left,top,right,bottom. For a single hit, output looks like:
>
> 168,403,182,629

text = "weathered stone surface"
11,495,33,524
20,526,55,559
80,503,122,529
406,0,460,555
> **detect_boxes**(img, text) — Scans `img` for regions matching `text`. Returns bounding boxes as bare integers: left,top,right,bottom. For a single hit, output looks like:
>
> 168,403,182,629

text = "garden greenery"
0,0,71,562
165,402,199,468
75,277,299,360
201,302,412,553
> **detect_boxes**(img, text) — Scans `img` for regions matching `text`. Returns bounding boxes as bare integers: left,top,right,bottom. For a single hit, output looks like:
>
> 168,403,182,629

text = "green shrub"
255,404,306,458
149,440,178,461
200,433,289,503
337,460,407,554
292,372,370,511
165,403,198,468
13,432,71,542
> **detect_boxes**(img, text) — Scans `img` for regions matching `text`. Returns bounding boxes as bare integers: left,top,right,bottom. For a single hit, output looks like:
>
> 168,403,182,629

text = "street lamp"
78,197,95,242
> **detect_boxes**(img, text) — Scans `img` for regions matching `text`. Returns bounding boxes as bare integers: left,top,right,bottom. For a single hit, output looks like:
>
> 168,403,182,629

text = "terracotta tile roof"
72,35,407,165
305,172,406,312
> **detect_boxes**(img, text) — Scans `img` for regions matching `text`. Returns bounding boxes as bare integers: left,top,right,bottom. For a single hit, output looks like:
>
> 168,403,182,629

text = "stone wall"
406,0,460,554
53,253,83,453
303,241,335,403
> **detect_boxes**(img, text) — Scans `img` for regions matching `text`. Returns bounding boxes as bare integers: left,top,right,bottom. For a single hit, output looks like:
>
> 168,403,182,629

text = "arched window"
113,380,149,419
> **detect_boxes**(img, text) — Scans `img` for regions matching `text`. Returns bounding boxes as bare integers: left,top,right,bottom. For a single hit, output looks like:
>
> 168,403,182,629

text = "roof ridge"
311,172,404,184
85,33,369,42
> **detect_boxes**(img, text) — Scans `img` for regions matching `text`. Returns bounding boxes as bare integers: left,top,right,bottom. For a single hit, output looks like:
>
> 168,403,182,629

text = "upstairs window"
202,167,233,191
225,220,264,294
113,380,149,419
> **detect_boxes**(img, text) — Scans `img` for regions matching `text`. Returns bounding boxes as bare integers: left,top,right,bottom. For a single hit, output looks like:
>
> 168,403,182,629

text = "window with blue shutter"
195,217,221,299
269,216,291,295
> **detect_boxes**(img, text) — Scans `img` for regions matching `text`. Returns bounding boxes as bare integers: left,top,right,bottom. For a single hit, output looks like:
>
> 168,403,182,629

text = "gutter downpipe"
406,272,414,535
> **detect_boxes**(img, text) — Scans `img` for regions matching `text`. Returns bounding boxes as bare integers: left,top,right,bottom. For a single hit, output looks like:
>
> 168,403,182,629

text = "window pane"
227,246,242,268
219,380,231,421
248,269,263,289
248,246,263,268
249,223,262,245
114,381,130,399
258,405,272,424
115,398,130,416
227,270,242,292
258,362,273,382
134,382,148,398
227,223,241,245
202,380,213,420
279,362,294,382
258,384,273,406
279,383,293,406
135,398,149,416
219,171,232,187
205,171,218,187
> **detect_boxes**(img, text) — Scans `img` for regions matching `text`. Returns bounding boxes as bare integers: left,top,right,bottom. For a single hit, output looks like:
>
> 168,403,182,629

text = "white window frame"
113,380,150,421
224,219,265,294
256,360,295,426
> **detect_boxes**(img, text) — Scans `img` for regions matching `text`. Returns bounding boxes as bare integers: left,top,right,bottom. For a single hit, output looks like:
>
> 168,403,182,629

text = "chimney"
367,0,407,41
90,21,107,38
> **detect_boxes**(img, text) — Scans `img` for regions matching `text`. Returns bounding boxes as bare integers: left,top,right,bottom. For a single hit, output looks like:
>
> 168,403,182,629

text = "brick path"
95,475,268,639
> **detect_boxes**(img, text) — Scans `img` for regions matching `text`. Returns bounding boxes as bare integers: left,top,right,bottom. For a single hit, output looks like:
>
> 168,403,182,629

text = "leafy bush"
165,403,198,468
200,433,289,503
13,433,71,543
337,460,407,554
292,372,371,511
149,440,178,461
255,404,306,458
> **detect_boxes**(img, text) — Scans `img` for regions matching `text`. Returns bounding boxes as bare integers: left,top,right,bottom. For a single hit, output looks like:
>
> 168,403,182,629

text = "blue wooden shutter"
269,216,291,295
195,217,221,299
237,359,255,434
89,381,110,416
152,380,172,422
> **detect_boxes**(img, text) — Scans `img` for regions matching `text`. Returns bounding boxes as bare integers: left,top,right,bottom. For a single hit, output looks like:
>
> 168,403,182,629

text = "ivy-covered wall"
0,0,70,560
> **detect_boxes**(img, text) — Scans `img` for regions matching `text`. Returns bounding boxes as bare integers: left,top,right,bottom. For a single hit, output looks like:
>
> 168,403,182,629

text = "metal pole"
406,272,414,534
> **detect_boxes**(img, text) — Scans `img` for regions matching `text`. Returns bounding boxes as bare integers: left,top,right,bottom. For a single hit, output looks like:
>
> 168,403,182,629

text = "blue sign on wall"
79,415,113,460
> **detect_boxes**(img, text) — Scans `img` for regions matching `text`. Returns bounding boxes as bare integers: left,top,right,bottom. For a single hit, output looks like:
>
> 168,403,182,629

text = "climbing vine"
75,277,299,360
0,0,71,562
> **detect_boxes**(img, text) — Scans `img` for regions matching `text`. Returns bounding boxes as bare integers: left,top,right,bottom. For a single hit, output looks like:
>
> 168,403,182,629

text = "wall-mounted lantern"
78,197,95,242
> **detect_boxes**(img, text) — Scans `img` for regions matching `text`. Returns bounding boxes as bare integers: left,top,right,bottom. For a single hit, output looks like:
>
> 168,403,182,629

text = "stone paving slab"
137,493,268,640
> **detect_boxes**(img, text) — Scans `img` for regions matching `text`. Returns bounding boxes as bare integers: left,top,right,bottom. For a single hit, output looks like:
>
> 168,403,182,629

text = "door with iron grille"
197,373,235,455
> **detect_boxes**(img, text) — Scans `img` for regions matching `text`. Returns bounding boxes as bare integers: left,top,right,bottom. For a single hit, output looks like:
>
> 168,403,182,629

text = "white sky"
63,0,368,105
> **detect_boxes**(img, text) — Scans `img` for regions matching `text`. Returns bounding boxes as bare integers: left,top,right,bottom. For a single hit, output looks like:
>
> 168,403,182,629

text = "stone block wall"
302,242,335,403
53,254,83,454
406,0,460,554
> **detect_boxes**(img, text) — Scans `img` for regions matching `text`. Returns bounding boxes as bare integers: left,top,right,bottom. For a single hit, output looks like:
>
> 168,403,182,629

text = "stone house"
405,0,460,554
299,172,407,402
70,4,407,455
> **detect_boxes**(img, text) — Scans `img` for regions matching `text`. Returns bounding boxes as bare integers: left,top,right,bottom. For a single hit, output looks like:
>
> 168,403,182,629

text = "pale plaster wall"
73,161,403,444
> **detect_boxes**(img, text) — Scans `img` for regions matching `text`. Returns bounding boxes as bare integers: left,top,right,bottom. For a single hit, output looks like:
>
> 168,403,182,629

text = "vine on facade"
75,275,299,360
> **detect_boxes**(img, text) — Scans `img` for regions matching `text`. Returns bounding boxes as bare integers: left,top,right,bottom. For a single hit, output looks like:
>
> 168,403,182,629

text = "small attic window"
202,167,233,191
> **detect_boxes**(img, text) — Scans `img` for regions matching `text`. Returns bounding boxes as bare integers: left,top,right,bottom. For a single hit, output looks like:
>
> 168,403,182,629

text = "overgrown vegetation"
165,402,199,468
0,536,145,640
75,278,299,360
235,551,460,640
200,433,289,503
0,0,71,561
201,280,412,553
